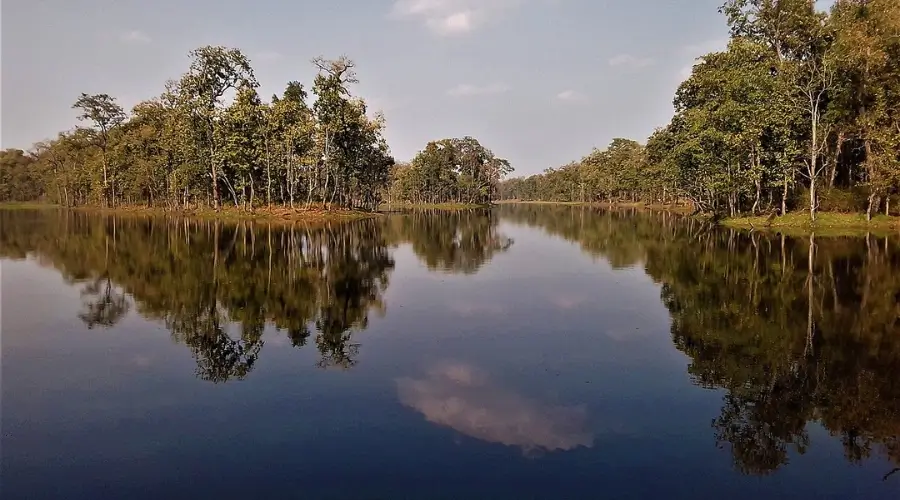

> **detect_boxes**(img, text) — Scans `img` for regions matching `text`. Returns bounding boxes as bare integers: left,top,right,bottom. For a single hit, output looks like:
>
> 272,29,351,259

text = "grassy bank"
0,203,379,224
494,199,694,213
724,211,900,236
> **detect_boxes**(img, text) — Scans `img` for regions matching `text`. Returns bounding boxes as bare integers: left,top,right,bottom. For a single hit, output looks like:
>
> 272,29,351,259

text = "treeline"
501,0,900,221
500,204,900,475
0,46,512,211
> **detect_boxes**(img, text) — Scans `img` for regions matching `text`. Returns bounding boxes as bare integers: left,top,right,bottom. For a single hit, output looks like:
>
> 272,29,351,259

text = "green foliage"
499,138,653,204
388,137,512,205
0,149,44,202
4,48,394,212
501,1,900,221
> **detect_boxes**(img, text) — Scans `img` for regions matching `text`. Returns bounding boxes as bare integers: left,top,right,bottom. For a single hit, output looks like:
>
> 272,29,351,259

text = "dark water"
2,206,899,499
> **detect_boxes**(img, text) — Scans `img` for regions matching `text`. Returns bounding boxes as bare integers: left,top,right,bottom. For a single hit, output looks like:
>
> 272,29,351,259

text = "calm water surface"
2,206,899,499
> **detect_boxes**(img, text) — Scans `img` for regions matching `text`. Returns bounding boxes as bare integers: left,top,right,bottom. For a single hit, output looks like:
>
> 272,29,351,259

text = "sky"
0,0,830,176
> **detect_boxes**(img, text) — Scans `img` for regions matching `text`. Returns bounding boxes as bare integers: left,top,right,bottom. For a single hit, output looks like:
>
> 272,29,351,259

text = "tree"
831,0,900,219
177,46,257,210
391,137,512,205
0,149,42,202
218,82,266,208
72,93,126,206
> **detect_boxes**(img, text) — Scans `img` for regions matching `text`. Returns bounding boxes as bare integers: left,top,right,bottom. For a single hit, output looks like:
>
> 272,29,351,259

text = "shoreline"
379,202,491,210
0,203,380,224
722,212,900,236
493,200,694,213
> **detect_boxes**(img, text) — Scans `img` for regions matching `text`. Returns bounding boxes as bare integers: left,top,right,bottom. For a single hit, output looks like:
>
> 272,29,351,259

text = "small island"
0,51,511,220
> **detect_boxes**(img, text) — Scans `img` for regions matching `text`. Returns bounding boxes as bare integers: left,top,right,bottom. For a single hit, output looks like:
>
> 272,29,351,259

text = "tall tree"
177,46,256,210
72,93,126,207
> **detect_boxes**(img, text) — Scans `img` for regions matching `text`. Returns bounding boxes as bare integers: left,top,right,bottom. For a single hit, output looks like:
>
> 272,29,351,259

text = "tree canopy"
0,46,513,211
500,0,900,221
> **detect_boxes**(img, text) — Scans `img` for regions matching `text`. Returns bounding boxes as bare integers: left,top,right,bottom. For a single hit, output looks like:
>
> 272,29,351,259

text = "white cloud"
608,54,655,69
392,0,520,36
430,10,474,34
554,89,585,102
121,30,151,44
448,82,510,97
397,362,594,454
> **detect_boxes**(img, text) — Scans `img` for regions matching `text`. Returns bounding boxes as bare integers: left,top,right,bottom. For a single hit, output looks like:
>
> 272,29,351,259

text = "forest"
3,1,898,220
0,48,511,211
499,0,900,221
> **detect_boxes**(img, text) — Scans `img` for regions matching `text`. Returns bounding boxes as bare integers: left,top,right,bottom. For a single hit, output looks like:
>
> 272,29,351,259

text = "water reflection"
0,208,511,380
0,210,395,379
3,206,900,484
397,362,593,455
386,209,513,274
501,204,900,478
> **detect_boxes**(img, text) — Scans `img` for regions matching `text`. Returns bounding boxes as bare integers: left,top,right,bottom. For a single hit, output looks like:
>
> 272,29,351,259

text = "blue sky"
1,0,832,175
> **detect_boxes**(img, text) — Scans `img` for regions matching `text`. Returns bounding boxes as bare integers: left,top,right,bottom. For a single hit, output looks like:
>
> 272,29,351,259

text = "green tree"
72,93,126,206
177,46,257,210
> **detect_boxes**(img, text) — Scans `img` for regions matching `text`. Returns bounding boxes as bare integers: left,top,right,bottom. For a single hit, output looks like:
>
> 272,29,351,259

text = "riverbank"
0,202,60,210
0,203,380,224
723,212,900,236
494,200,694,213
379,202,490,210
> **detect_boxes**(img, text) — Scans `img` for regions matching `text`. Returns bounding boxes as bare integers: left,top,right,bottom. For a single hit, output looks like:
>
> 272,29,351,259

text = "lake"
2,206,899,499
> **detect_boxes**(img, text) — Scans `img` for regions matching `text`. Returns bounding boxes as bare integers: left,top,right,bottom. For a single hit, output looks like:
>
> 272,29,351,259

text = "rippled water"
2,206,899,499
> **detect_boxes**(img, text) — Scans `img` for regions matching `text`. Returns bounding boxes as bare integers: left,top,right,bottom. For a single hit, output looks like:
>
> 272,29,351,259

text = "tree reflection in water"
4,206,898,477
0,210,394,380
500,204,900,477
0,208,513,379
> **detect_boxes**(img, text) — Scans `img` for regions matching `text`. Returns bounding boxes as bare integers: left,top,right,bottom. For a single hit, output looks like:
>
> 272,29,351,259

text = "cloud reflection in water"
397,362,594,455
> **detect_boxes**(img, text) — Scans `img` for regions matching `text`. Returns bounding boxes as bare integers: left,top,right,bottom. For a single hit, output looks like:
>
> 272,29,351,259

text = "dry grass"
69,204,380,224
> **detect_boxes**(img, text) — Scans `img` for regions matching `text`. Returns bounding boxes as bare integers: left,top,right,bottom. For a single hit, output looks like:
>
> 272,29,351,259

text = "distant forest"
0,49,511,210
499,0,900,221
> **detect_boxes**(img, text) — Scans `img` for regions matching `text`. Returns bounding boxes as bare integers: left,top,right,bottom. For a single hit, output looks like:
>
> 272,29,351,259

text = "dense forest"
500,204,900,477
0,48,511,210
500,0,900,221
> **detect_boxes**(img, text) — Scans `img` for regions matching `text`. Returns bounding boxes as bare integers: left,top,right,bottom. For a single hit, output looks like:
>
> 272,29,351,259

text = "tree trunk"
782,172,789,216
867,193,879,221
101,149,110,208
210,145,219,211
265,134,272,207
830,131,843,187
809,172,817,222
752,179,761,215
249,177,255,211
